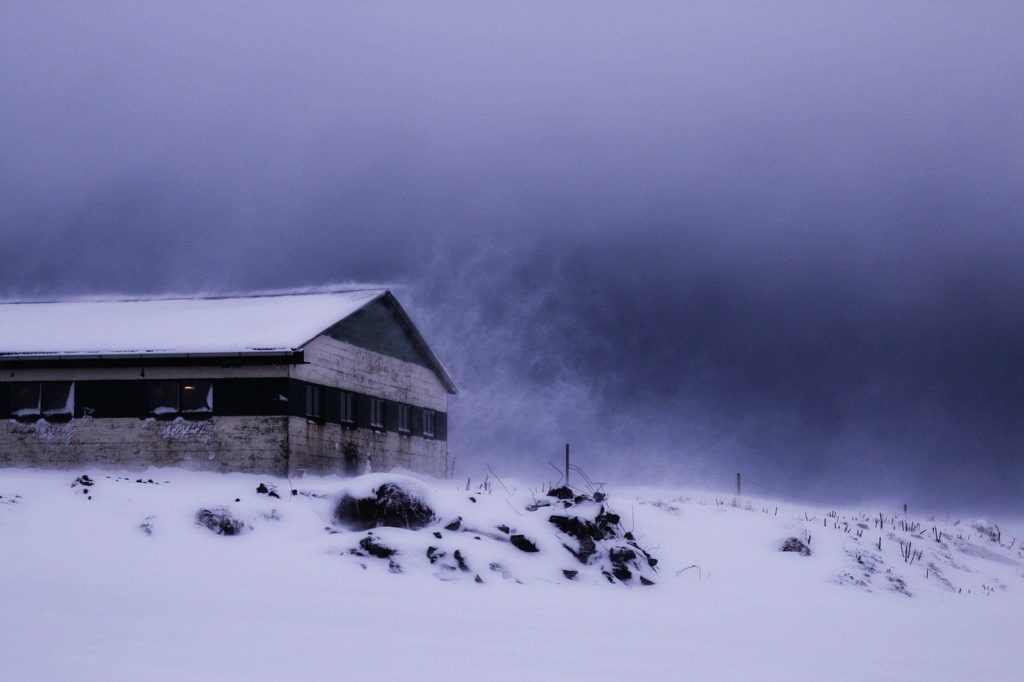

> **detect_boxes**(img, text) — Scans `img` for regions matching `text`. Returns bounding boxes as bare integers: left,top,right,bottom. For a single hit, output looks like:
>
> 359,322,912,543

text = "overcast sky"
2,2,1022,511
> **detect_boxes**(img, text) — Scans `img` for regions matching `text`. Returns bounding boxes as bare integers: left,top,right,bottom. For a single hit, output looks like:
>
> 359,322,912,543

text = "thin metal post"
736,472,741,496
565,443,570,487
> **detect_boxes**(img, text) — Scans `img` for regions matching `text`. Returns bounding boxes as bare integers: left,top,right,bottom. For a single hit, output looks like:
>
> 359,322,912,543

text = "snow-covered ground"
1,467,1020,681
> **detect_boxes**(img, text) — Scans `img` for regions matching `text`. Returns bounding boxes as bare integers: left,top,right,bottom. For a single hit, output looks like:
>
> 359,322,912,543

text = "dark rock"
426,546,445,564
562,537,597,565
234,498,240,502
359,535,397,559
75,475,94,487
781,537,812,556
454,549,470,572
547,486,574,500
497,524,510,534
445,517,462,531
468,496,477,503
474,574,484,584
433,531,443,539
510,534,539,553
291,489,298,496
609,547,637,564
612,565,632,582
82,488,89,495
268,491,280,499
624,531,635,541
640,576,655,586
335,482,434,530
562,569,578,580
195,508,246,536
549,514,613,542
593,492,606,502
256,483,269,494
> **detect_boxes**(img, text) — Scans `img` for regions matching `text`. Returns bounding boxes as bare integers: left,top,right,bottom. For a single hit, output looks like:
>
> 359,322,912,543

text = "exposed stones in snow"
330,479,661,585
256,482,280,499
356,535,396,559
336,482,434,530
509,534,539,553
139,516,155,536
195,507,247,536
547,486,573,500
781,537,812,556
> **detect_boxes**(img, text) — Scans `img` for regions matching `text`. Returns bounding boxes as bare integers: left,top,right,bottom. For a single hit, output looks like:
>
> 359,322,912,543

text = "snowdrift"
1,467,1021,681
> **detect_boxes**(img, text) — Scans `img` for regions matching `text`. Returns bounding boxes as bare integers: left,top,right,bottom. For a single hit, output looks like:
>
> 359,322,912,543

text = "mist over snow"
2,2,1023,512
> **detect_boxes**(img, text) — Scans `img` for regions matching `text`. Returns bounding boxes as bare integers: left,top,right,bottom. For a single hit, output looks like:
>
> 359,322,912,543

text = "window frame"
397,403,411,433
179,380,213,414
11,382,75,421
339,390,355,425
305,384,322,421
422,408,436,438
369,397,385,430
148,379,213,419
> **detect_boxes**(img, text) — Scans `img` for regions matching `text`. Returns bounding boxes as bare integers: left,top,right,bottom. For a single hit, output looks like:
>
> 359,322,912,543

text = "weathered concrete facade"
286,334,449,477
1,414,290,473
0,290,455,477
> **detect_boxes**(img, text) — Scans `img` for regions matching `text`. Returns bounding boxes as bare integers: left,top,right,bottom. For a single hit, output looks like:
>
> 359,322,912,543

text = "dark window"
41,382,74,417
398,404,411,433
340,391,354,424
422,408,435,438
148,381,179,415
180,380,213,413
305,384,322,420
12,382,41,417
149,380,213,417
11,382,75,420
370,398,385,429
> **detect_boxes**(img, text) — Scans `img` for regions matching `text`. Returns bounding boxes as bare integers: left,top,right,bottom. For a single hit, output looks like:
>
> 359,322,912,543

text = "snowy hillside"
1,468,1020,681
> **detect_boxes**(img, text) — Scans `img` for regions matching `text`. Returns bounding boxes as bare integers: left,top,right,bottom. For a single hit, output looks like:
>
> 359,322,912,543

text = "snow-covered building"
0,290,456,477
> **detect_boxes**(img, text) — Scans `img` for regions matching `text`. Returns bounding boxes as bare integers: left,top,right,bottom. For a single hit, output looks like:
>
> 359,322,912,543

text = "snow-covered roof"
0,289,387,359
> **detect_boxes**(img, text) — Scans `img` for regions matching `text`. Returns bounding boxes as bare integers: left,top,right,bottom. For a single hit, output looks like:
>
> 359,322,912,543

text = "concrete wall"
292,335,448,411
289,335,449,477
1,415,289,474
287,417,447,478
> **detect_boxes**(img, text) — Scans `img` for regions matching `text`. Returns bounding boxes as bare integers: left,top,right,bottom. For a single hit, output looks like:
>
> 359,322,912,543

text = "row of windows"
303,386,435,437
8,380,440,438
10,380,213,420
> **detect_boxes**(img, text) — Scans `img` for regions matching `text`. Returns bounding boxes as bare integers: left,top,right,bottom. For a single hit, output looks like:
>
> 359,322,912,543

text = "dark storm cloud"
2,2,1022,511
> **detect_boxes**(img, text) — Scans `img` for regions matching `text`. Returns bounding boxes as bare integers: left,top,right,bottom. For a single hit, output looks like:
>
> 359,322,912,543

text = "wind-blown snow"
0,289,384,357
0,468,1020,681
